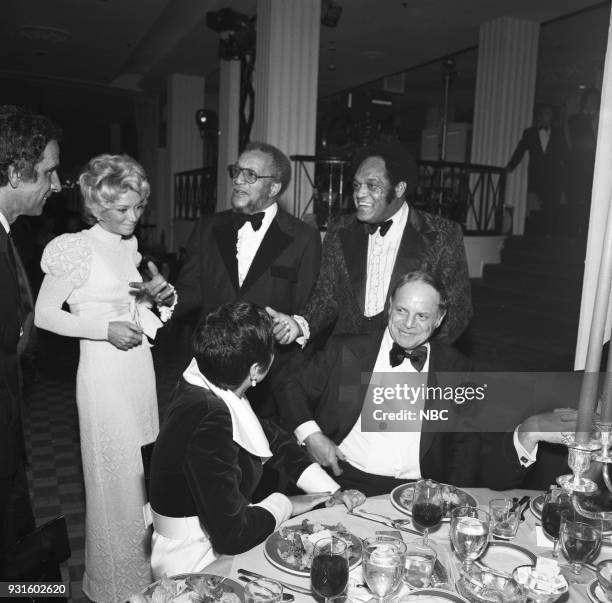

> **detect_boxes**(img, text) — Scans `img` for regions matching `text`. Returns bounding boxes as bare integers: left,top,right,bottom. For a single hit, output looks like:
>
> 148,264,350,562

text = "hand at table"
325,488,366,512
288,493,333,517
266,307,302,345
517,408,578,452
304,432,346,476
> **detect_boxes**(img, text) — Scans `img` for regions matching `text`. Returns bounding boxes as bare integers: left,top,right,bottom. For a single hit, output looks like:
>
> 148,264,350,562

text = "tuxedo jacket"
0,228,27,479
149,379,312,555
277,330,480,487
301,204,472,343
175,208,321,318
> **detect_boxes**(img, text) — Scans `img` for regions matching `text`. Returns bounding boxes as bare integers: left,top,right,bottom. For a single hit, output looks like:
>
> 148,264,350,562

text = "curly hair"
79,154,150,224
192,301,274,390
0,105,62,187
243,141,292,196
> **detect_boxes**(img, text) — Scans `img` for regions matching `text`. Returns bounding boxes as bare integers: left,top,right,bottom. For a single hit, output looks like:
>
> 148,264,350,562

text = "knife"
348,510,423,536
237,576,295,601
236,569,312,595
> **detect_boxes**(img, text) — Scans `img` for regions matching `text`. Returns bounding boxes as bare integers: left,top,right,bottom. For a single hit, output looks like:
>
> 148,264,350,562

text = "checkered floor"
22,331,189,602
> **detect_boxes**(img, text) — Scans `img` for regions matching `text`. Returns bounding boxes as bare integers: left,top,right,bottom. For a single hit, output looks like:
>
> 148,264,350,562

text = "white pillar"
166,73,205,250
471,17,539,234
575,13,612,369
217,59,241,212
252,0,320,216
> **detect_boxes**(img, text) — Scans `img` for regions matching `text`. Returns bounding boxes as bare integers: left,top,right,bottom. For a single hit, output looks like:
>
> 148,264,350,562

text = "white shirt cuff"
292,315,310,347
296,463,340,494
513,427,538,468
295,421,322,445
252,493,292,529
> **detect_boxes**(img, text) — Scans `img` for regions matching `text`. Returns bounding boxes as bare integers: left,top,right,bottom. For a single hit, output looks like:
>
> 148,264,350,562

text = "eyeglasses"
352,180,385,194
227,164,276,184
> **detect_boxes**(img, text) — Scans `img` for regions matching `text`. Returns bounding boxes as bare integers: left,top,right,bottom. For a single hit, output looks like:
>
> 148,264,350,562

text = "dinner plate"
139,573,244,603
530,493,545,520
264,523,362,577
397,588,469,602
390,482,477,521
478,541,536,575
588,578,609,603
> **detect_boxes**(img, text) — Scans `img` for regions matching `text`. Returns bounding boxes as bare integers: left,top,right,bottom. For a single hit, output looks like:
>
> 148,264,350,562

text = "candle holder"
557,435,601,493
594,422,612,463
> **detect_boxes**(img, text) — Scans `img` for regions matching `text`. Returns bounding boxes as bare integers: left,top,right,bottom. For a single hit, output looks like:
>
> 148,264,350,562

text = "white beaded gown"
35,224,159,602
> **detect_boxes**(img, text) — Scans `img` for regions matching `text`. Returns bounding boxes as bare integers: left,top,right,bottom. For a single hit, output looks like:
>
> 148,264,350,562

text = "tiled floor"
22,333,188,602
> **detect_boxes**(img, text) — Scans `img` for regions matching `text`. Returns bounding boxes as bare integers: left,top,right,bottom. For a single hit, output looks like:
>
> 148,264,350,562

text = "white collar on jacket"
182,358,272,461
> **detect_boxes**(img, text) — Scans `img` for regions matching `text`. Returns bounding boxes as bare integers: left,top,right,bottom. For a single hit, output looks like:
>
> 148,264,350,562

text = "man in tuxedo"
0,106,61,558
282,140,472,347
175,141,320,416
507,104,568,234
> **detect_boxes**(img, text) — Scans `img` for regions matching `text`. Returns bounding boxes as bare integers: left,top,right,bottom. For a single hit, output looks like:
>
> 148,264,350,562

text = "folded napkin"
535,526,554,548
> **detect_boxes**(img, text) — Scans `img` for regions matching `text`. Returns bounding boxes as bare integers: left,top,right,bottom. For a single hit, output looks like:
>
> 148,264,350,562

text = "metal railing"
174,168,216,220
415,160,507,234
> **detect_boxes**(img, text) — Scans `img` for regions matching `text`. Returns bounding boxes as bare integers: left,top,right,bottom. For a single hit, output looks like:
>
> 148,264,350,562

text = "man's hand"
108,321,143,350
129,261,175,306
304,432,346,476
266,306,302,345
289,492,333,517
517,408,577,452
325,489,366,512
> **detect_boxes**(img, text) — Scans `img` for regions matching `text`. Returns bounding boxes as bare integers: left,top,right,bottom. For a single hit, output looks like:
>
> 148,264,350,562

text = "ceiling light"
18,26,69,43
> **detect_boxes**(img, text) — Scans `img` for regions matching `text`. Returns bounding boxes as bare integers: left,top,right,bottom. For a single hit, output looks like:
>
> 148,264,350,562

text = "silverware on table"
348,509,423,536
237,576,295,601
236,568,312,595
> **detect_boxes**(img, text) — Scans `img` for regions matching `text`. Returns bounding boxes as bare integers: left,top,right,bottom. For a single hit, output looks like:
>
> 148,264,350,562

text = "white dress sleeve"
35,234,109,340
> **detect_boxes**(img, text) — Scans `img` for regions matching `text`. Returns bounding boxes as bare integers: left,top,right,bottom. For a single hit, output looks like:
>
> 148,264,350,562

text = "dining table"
204,486,612,603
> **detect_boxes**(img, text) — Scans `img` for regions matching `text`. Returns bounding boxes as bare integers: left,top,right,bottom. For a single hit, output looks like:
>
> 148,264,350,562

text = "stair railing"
173,167,216,220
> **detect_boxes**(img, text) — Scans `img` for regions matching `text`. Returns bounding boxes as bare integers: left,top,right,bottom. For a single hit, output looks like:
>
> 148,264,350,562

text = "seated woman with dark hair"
148,302,365,578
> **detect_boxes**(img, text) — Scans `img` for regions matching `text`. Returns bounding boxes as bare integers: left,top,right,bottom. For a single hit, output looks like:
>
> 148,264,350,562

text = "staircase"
457,235,587,370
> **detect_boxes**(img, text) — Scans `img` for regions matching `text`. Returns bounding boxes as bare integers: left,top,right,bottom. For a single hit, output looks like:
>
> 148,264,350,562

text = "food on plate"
399,483,469,517
139,575,241,603
276,519,355,570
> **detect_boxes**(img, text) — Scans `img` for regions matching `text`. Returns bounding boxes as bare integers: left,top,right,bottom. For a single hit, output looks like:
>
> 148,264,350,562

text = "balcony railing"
415,160,507,235
174,168,216,220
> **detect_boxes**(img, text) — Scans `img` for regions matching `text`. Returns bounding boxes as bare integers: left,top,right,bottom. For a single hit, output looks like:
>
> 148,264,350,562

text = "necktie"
389,342,428,371
232,212,265,232
365,220,393,237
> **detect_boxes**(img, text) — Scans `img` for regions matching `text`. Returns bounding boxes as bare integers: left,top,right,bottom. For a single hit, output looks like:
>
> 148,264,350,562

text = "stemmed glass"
411,479,443,545
310,536,350,603
362,535,407,603
559,508,602,584
541,488,572,558
450,506,490,574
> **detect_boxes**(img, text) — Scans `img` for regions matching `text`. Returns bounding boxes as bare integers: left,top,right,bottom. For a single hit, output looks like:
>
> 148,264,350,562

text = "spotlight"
321,0,342,27
195,109,218,138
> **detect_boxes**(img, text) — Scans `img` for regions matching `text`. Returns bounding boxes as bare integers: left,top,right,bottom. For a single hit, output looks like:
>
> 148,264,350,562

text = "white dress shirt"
0,210,10,234
538,128,550,152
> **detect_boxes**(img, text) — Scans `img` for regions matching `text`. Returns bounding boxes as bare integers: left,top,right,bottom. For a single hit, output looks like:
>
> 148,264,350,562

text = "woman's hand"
129,261,176,306
325,489,366,512
288,493,333,517
108,321,143,350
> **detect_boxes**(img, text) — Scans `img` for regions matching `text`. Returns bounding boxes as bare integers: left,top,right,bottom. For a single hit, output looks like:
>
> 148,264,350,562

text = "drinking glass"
489,498,520,541
310,536,350,603
363,535,407,602
559,508,602,584
596,559,612,601
403,541,437,589
244,578,283,603
450,506,490,573
540,489,572,558
411,479,443,545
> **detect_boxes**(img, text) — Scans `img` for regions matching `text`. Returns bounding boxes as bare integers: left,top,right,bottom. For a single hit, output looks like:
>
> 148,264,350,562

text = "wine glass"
362,535,407,602
450,506,490,574
559,508,602,584
411,479,443,545
541,489,572,558
310,536,350,603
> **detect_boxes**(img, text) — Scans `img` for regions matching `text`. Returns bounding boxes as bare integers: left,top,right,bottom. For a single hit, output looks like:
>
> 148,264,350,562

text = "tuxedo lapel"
213,216,239,292
339,221,368,314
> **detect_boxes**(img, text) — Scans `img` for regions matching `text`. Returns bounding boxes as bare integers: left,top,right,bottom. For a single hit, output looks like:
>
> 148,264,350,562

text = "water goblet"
411,479,443,545
403,540,437,589
310,536,350,603
540,488,572,558
559,508,602,584
363,535,407,603
450,506,490,573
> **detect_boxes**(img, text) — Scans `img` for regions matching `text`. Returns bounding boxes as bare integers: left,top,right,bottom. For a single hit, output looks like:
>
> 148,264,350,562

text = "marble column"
252,0,320,216
216,59,241,212
470,17,539,234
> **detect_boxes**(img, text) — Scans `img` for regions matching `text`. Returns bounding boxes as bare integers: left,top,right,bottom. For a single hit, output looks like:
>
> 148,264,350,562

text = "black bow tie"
232,212,265,232
389,343,428,371
365,220,393,237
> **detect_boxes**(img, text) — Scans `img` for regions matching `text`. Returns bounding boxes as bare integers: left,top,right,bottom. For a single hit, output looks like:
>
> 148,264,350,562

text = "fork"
349,509,423,536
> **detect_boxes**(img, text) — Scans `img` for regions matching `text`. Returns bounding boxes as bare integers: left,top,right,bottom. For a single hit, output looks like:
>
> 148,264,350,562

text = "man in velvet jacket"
277,270,480,496
0,106,61,560
283,141,472,347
